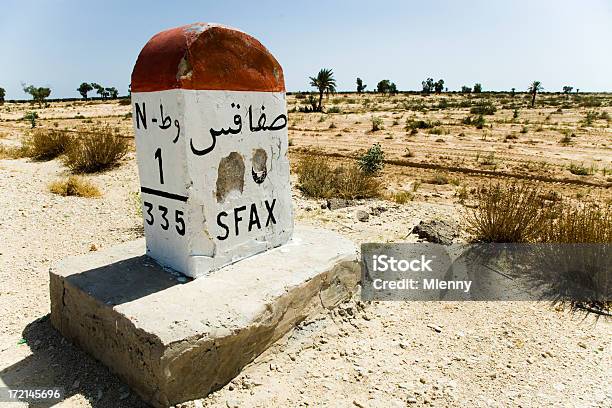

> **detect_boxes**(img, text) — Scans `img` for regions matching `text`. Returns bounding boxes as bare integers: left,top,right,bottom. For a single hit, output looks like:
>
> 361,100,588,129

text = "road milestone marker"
131,22,293,278
49,23,359,407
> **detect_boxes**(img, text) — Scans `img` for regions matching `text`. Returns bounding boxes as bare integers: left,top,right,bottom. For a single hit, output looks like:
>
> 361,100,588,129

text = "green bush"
470,100,497,115
405,119,440,131
358,143,385,175
371,116,384,131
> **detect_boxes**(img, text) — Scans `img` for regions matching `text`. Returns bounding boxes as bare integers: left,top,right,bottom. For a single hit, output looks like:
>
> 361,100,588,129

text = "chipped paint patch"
216,152,245,202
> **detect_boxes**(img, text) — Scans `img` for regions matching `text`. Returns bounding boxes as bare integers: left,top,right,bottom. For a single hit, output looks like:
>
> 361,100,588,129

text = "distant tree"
460,85,472,93
377,79,397,95
309,68,336,111
22,83,51,107
128,83,132,96
106,87,119,99
528,81,543,107
91,83,105,99
563,86,573,94
434,79,445,93
421,78,435,93
389,82,398,95
511,88,516,97
0,87,5,104
473,83,482,93
77,82,93,100
576,88,580,93
356,78,367,93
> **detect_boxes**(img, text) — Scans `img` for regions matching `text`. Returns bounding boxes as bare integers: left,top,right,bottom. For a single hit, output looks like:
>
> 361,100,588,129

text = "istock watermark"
361,243,611,302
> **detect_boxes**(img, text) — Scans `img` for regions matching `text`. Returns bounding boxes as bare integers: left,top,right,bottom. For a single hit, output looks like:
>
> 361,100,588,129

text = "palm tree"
309,68,336,112
528,81,543,107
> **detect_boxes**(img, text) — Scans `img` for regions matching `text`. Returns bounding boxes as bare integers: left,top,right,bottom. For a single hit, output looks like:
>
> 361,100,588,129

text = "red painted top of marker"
131,23,285,93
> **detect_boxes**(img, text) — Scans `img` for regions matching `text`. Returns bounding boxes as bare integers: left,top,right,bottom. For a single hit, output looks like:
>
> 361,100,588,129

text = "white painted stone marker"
131,23,293,277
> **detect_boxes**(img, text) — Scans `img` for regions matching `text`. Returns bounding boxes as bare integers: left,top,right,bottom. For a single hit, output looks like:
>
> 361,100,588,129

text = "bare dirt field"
0,93,610,407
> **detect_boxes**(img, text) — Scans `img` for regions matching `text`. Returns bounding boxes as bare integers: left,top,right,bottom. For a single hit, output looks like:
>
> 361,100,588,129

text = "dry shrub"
334,164,381,199
540,202,611,244
0,144,29,159
526,202,611,316
389,190,413,204
465,182,552,243
295,154,336,198
49,175,101,197
63,125,128,173
295,153,381,199
466,183,611,315
22,129,72,160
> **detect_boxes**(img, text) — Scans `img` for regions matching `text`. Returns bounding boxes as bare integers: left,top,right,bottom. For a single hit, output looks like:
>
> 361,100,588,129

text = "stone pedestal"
49,226,359,407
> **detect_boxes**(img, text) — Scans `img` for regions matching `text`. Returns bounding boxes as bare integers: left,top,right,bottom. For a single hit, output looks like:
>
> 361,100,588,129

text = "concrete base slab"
49,226,359,407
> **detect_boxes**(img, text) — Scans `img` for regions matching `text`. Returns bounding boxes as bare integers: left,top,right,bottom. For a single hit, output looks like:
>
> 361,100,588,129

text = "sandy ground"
0,95,610,407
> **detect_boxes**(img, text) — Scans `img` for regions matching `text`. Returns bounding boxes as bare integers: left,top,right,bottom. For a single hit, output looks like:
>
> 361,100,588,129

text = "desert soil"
0,94,610,407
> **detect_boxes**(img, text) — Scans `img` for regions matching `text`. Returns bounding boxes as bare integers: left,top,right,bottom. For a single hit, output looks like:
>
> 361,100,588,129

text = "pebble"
578,342,587,349
226,399,239,408
356,210,369,222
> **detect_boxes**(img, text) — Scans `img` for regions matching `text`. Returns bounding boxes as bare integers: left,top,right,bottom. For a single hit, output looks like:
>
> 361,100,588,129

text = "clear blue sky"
1,0,611,99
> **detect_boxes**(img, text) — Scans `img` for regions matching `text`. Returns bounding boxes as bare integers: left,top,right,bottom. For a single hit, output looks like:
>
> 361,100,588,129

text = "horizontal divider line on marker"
140,187,188,202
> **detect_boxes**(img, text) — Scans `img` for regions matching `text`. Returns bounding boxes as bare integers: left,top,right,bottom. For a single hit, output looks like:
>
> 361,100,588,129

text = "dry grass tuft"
540,201,611,244
295,153,381,199
49,175,101,197
22,129,72,160
389,190,413,204
466,182,611,315
0,144,29,159
465,182,553,243
63,125,129,173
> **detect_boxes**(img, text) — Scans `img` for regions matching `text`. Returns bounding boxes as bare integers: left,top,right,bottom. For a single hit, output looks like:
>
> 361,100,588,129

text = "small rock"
72,380,80,389
326,198,354,210
526,358,534,364
226,399,239,408
419,377,427,384
356,210,369,222
578,342,587,349
407,397,418,403
369,205,388,216
353,400,366,408
119,391,130,400
411,219,458,245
